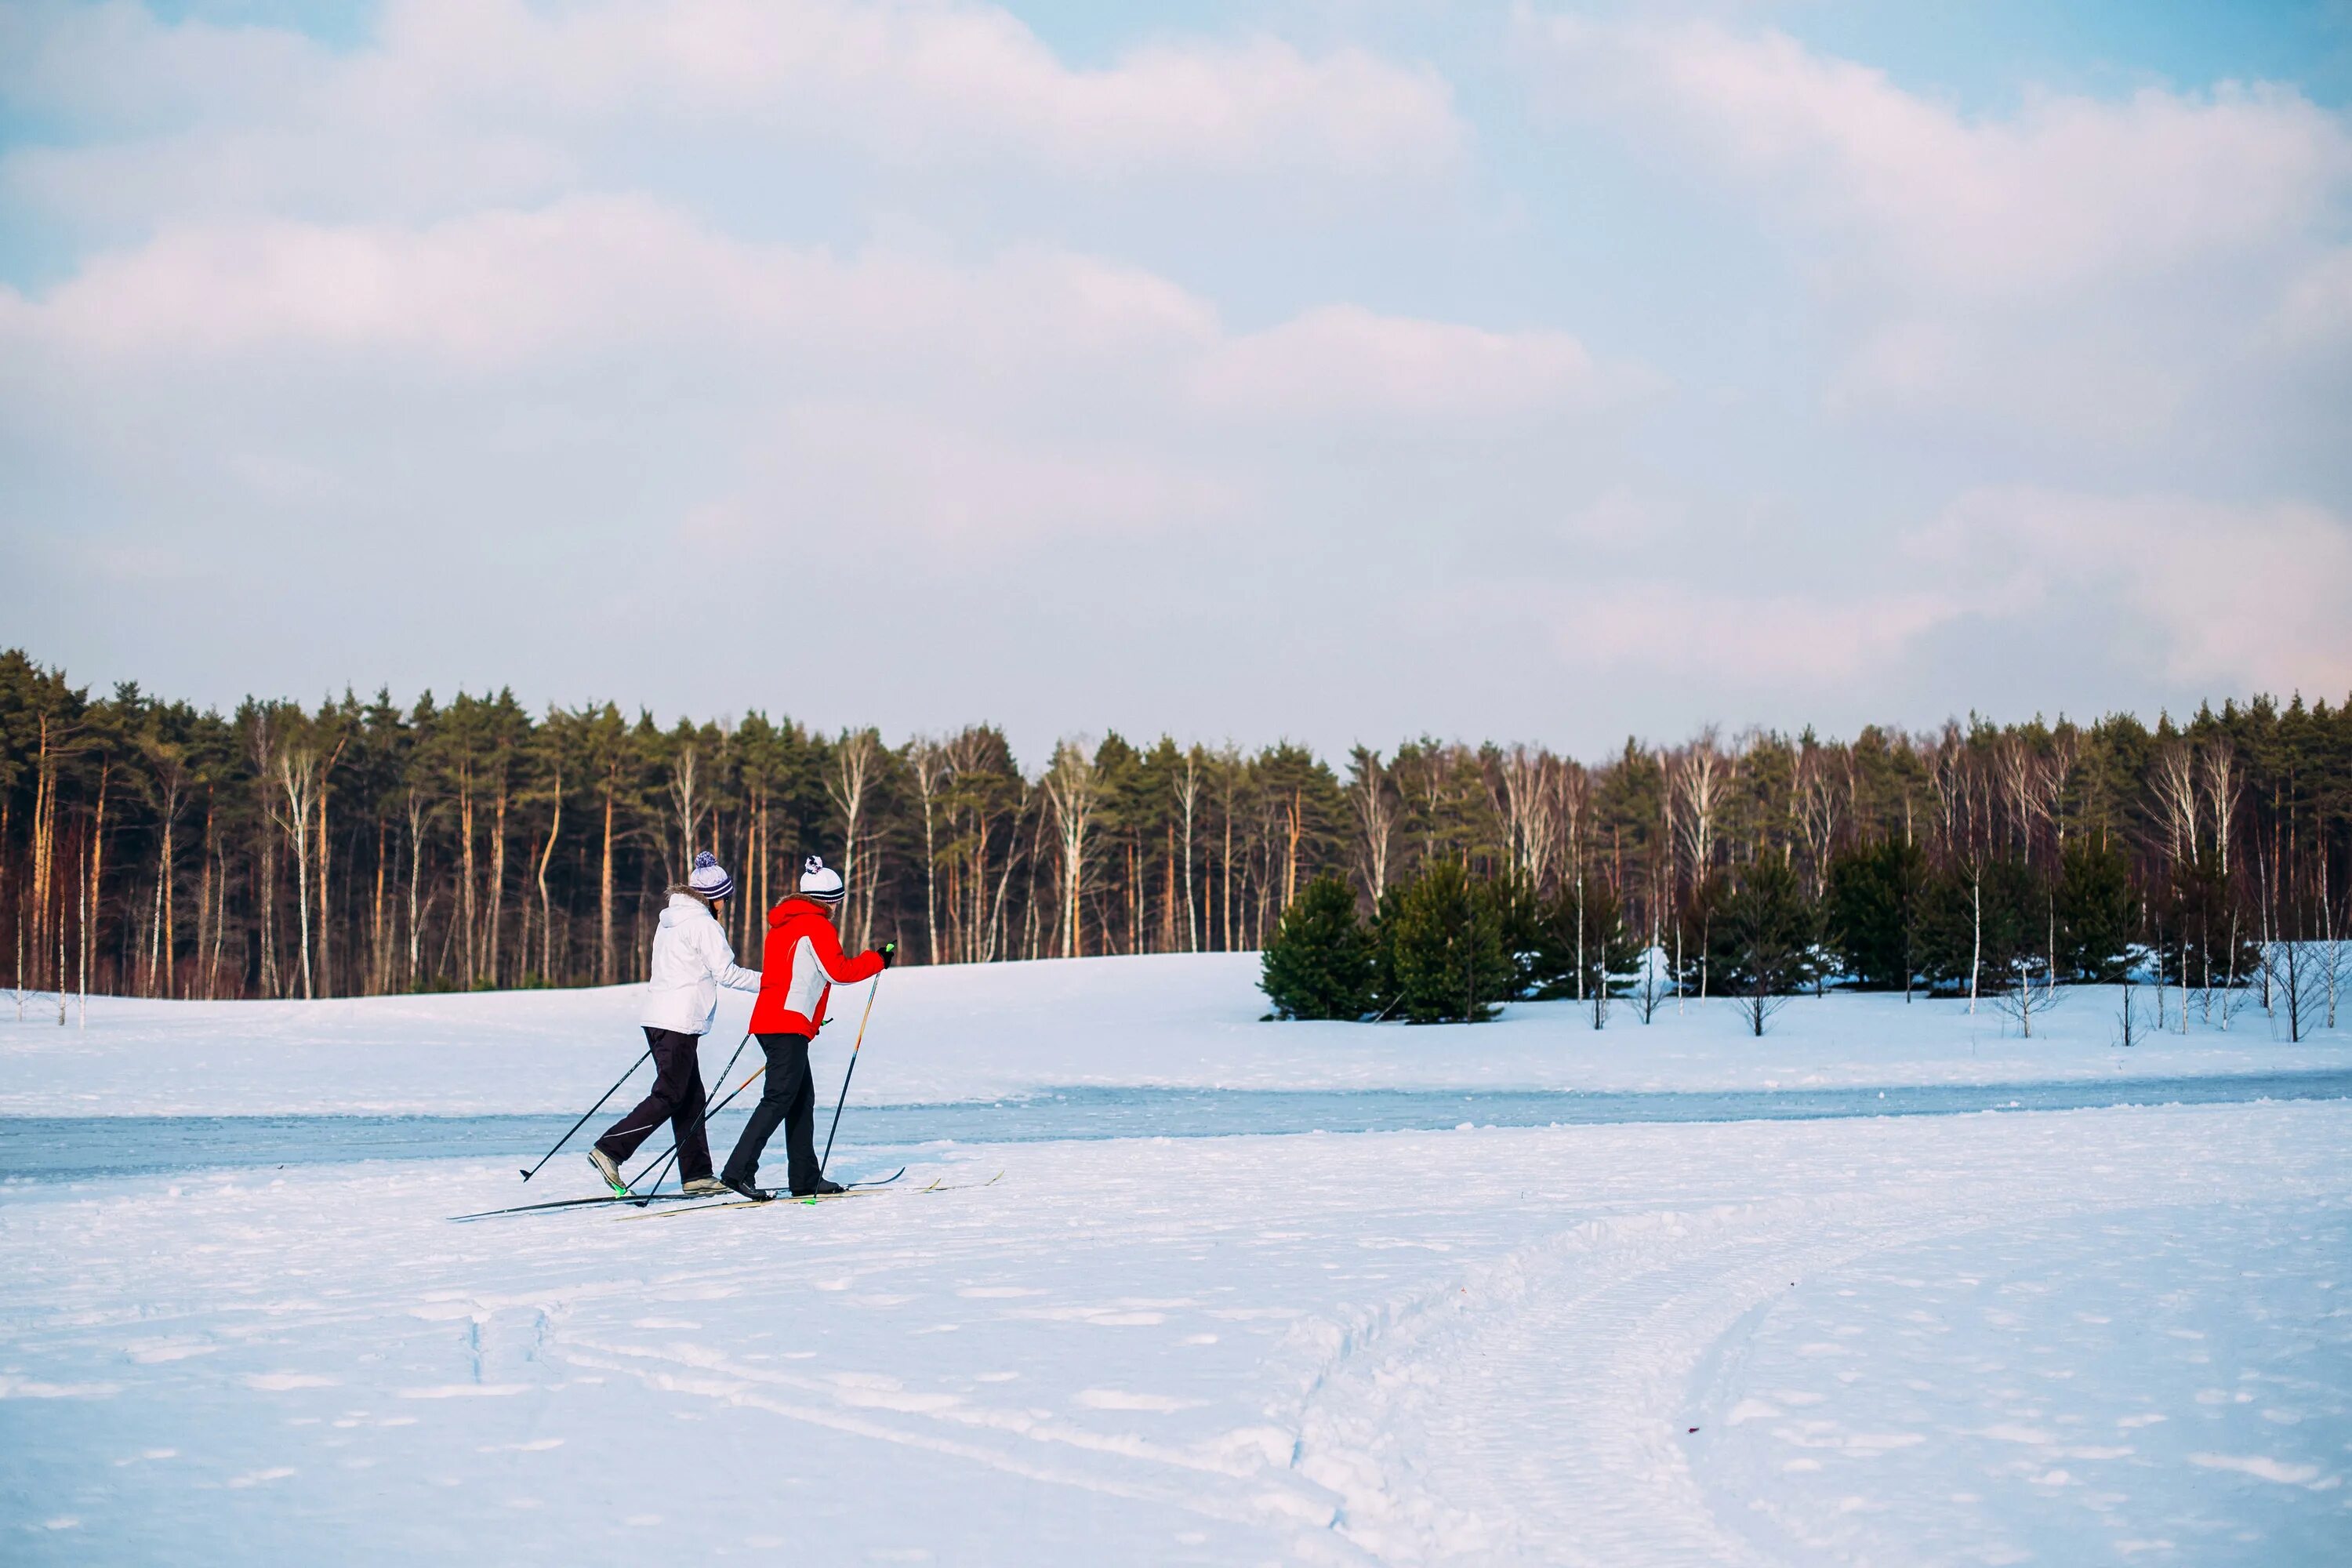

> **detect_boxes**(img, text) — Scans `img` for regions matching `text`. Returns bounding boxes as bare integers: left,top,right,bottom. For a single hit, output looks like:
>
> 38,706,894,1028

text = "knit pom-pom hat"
688,850,735,902
799,855,845,903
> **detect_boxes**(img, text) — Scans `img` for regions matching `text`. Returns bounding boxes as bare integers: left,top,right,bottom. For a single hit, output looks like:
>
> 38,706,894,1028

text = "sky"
2,0,2349,764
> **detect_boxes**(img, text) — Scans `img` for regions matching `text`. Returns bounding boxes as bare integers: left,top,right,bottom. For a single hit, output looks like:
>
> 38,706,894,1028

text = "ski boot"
587,1148,626,1196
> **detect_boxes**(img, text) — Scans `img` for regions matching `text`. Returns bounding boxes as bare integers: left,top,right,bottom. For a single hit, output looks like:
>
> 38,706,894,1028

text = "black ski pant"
593,1027,713,1183
724,1032,819,1194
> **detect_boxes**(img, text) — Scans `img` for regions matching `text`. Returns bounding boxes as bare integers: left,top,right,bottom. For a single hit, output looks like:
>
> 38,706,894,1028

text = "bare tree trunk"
367,817,386,996
1220,756,1238,953
276,746,318,1000
405,789,430,990
195,800,214,1000
316,773,335,997
539,764,562,984
1969,864,1982,1015
912,741,946,964
1044,741,1098,959
1283,789,1302,912
78,825,91,1028
599,764,618,986
826,731,880,943
456,758,478,987
487,777,508,989
1178,751,1202,952
2151,742,2199,867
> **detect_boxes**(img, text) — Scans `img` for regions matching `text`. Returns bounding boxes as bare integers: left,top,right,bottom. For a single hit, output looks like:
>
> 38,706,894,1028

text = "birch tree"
1348,746,1397,906
134,731,189,997
827,728,881,945
274,730,325,1000
909,736,949,964
1043,739,1098,958
1175,746,1204,951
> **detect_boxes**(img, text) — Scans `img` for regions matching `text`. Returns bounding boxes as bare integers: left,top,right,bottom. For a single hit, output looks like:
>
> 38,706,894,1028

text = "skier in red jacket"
720,855,894,1200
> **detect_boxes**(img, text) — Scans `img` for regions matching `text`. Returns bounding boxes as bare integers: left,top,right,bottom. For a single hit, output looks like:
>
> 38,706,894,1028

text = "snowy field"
4,958,2349,1564
3,1105,2347,1564
5,953,2349,1116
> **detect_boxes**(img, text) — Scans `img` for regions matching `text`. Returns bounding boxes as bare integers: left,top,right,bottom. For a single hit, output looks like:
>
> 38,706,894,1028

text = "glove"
878,942,898,969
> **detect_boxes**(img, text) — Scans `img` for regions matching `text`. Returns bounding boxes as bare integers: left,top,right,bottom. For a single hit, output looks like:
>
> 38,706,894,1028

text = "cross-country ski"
622,1168,1004,1221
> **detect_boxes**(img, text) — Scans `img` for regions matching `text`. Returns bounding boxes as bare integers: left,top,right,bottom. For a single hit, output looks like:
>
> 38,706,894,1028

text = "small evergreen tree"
1492,872,1545,999
2055,836,2134,982
1377,862,1515,1023
1826,838,1927,991
1260,874,1375,1020
1708,858,1820,1034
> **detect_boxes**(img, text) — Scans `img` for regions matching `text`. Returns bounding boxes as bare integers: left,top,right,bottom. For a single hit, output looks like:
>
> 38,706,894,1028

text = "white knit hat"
799,855,844,903
688,851,734,901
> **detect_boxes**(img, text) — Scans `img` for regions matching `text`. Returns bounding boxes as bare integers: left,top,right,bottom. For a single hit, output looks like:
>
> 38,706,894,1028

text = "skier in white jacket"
587,851,759,1196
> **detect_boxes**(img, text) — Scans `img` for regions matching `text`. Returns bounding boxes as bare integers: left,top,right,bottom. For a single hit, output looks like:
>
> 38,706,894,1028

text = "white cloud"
1463,486,2352,704
1525,14,2349,297
2,197,1221,372
1540,580,1954,684
1907,488,2352,696
1519,12,2352,450
0,196,1619,557
1,0,1465,237
1189,304,1638,428
2272,246,2352,348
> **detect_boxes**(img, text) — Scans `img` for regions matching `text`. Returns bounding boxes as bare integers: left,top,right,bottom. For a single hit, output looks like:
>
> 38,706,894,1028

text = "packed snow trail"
3,1102,2346,1564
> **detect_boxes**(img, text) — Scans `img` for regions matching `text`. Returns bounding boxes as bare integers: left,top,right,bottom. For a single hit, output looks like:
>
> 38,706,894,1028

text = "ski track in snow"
3,1102,2348,1564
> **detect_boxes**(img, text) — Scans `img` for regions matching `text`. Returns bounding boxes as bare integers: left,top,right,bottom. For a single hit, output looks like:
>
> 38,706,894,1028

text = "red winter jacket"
748,897,885,1036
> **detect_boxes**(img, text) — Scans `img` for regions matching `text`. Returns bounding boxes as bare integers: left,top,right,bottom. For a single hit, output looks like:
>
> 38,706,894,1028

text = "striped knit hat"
800,855,844,903
688,850,735,902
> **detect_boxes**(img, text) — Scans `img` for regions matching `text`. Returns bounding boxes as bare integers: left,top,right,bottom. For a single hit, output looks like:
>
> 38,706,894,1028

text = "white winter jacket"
640,892,760,1036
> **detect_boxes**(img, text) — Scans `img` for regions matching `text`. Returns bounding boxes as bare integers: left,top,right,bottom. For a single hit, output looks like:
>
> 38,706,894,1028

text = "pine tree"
1826,838,1927,990
1259,874,1374,1020
1708,858,1821,1034
1377,862,1515,1024
2055,837,2134,982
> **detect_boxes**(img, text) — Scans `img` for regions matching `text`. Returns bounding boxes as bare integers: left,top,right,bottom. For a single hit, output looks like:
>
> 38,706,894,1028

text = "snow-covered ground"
3,959,2347,1563
2,1105,2346,1564
4,953,2347,1116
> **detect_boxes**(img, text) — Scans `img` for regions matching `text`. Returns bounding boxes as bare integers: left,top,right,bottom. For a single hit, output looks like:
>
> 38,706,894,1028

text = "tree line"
2,649,2347,1029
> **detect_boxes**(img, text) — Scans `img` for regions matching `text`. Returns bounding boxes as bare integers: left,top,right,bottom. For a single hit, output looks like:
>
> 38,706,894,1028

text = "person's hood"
768,895,837,927
660,891,712,927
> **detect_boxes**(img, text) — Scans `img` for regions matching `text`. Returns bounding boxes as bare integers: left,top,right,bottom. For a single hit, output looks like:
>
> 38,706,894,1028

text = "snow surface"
4,953,2347,1116
4,959,2347,1563
2,1103,2347,1564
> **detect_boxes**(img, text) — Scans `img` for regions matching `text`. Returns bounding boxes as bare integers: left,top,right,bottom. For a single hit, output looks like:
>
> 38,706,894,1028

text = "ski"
619,1167,908,1219
620,1168,1001,1221
449,1189,706,1222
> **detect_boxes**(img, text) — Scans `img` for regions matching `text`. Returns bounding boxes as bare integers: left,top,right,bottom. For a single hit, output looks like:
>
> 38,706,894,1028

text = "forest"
2,648,2348,1028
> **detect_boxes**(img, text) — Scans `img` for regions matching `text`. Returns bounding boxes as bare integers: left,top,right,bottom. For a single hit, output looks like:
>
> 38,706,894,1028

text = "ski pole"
626,1031,750,1196
819,971,884,1177
629,1063,768,1202
520,1044,652,1181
